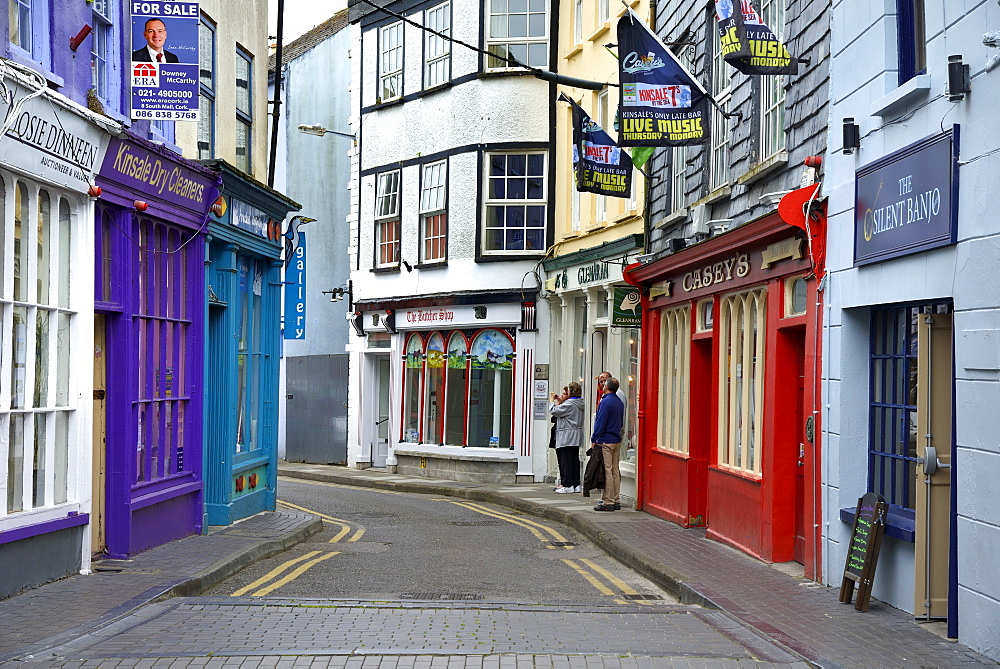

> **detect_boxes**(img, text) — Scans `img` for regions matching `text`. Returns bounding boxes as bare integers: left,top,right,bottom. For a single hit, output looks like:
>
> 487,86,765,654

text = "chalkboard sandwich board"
839,492,888,612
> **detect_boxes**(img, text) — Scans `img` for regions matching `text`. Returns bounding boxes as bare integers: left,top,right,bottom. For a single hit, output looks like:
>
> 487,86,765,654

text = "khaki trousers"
598,442,621,505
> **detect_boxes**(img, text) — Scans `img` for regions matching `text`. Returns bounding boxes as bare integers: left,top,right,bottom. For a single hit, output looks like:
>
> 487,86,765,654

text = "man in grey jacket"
550,382,585,493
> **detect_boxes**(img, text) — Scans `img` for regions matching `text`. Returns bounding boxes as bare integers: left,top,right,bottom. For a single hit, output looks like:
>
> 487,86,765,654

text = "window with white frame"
235,48,253,174
598,0,609,25
379,22,404,101
759,0,786,159
91,0,113,102
659,305,690,453
375,170,401,267
596,88,609,222
197,16,216,160
420,160,448,263
573,0,583,44
2,175,77,517
670,45,691,211
425,3,451,87
483,152,546,254
486,0,548,69
710,15,732,190
717,288,766,475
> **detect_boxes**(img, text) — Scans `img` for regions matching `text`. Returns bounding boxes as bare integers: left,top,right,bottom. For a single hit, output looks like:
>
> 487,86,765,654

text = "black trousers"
556,447,581,488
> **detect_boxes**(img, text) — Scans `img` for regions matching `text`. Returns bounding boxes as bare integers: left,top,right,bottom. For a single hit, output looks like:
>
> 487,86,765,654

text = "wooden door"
91,315,107,554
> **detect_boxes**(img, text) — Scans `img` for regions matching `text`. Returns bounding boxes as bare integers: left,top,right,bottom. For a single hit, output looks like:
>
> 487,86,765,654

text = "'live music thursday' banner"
617,9,709,147
563,95,633,199
716,0,797,75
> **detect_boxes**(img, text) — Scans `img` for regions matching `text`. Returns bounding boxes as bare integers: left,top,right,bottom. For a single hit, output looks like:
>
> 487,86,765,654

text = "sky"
268,0,348,44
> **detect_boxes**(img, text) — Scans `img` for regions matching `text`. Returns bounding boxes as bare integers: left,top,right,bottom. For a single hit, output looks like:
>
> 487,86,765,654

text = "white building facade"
345,0,555,482
824,2,1000,659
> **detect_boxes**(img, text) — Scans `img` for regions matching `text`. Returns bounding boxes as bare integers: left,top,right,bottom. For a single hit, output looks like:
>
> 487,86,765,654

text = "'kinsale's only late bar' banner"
564,95,633,199
715,0,797,75
130,1,200,121
617,9,709,147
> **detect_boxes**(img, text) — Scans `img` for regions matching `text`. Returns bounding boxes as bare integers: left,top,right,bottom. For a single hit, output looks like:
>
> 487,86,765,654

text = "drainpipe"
267,0,285,188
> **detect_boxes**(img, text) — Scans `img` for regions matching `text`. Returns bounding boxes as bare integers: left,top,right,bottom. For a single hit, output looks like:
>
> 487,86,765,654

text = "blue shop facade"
201,160,300,526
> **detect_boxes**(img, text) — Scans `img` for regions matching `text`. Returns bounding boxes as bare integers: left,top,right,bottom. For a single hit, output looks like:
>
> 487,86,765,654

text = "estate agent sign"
854,128,958,266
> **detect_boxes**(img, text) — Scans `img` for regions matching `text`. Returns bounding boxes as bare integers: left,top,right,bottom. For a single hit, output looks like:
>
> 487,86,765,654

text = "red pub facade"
626,214,824,577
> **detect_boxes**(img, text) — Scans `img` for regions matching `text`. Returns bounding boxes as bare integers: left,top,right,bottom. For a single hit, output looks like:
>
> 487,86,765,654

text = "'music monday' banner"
130,1,200,121
617,10,709,147
564,96,632,199
715,0,797,75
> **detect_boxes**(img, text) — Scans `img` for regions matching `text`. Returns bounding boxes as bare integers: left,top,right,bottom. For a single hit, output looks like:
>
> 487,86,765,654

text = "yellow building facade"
544,0,649,501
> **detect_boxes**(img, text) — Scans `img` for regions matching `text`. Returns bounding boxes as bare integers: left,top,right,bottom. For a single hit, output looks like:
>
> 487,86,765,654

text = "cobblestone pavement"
7,599,806,668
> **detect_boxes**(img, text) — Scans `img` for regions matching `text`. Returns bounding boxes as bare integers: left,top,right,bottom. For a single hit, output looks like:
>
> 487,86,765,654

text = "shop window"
444,332,468,444
659,305,691,453
235,257,265,453
135,218,193,482
785,276,807,317
424,333,446,444
3,176,75,514
696,299,714,332
402,334,423,442
575,296,587,383
597,289,609,320
718,288,766,474
868,302,950,510
424,2,451,88
379,21,403,101
621,328,640,463
483,152,547,254
485,0,548,70
468,329,514,448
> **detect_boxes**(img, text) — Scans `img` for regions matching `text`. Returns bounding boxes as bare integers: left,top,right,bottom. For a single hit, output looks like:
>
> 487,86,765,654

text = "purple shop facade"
94,132,219,558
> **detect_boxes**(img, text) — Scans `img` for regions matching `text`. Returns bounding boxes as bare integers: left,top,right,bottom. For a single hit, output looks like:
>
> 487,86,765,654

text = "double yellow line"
448,501,651,605
230,500,364,597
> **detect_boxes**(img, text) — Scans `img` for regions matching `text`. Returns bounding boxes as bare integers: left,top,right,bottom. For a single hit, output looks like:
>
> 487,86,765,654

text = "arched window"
402,334,424,442
444,332,468,445
467,329,514,448
423,333,445,444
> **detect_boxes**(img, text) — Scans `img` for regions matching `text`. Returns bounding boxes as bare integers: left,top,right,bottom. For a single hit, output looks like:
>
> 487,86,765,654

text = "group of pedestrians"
548,371,624,512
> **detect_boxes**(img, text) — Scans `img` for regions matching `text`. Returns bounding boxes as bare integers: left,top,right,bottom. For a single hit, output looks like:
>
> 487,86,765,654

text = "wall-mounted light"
69,25,92,51
706,219,734,235
134,200,149,212
297,123,356,141
947,54,971,102
87,184,102,198
322,282,353,303
842,118,860,155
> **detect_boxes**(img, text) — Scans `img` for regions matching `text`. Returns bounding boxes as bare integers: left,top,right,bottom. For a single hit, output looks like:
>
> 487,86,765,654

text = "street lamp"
297,123,356,142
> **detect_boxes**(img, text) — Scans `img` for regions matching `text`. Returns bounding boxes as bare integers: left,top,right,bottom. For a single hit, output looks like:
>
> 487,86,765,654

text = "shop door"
791,329,807,565
374,356,391,468
914,313,953,619
91,315,107,555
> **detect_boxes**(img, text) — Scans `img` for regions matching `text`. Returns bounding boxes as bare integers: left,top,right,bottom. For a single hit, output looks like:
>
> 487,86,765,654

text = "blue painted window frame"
897,0,926,85
8,0,51,70
91,0,121,110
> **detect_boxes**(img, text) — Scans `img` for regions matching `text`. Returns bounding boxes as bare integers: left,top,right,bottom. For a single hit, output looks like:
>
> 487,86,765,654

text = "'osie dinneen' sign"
854,128,959,266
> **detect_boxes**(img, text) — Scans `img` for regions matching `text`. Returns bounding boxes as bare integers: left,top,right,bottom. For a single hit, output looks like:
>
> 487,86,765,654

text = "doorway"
91,315,107,555
373,355,391,467
789,328,807,565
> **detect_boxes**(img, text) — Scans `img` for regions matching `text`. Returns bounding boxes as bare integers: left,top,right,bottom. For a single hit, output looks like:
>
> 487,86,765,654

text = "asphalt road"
9,481,808,667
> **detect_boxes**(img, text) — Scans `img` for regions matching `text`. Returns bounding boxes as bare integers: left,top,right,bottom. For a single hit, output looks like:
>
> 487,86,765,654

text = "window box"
840,504,915,543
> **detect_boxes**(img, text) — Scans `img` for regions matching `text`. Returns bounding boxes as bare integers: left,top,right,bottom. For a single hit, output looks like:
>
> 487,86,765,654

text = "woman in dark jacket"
550,382,585,493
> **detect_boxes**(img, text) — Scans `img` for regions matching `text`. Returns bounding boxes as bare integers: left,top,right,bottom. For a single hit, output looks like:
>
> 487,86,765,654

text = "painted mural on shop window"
401,329,514,449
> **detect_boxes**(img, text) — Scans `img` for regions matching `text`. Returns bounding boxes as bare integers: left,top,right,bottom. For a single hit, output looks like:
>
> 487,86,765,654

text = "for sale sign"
130,1,200,121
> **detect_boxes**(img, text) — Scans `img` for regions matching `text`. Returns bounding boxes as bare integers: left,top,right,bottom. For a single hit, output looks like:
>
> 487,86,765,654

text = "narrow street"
8,480,806,667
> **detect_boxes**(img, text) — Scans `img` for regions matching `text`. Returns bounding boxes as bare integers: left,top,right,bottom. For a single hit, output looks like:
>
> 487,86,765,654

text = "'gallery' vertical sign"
130,1,200,121
284,233,307,340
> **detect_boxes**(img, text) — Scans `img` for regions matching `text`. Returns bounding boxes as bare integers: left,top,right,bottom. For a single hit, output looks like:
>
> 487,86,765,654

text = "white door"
373,356,391,468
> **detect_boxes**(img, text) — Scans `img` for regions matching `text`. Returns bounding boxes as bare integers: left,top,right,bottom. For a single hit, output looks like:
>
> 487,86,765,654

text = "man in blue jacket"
591,377,624,511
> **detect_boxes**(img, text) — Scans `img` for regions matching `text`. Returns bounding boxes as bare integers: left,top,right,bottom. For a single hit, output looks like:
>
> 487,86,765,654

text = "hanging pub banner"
563,96,633,198
715,0,797,75
617,9,710,147
130,1,200,121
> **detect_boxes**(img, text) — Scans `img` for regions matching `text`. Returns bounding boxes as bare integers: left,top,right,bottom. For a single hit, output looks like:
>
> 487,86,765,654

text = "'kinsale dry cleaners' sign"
130,1,200,121
855,128,958,267
100,137,215,212
0,79,109,192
